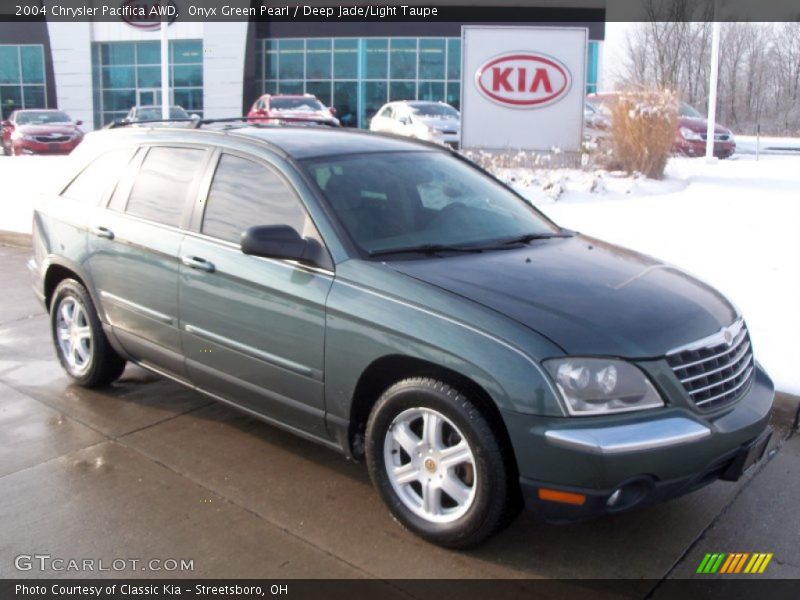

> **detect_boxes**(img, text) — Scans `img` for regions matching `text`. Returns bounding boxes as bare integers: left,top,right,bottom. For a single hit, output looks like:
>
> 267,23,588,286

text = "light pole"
705,15,721,161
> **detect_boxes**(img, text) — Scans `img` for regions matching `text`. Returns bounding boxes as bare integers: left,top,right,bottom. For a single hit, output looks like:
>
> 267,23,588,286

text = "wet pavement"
0,241,797,587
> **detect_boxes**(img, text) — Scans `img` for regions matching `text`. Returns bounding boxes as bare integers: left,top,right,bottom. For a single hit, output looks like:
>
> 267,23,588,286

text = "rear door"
87,144,211,377
178,149,333,437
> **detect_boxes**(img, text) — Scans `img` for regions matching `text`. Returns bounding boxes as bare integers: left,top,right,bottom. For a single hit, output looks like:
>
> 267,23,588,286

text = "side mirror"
328,106,337,116
399,116,411,126
1,120,10,128
75,120,83,126
240,225,324,267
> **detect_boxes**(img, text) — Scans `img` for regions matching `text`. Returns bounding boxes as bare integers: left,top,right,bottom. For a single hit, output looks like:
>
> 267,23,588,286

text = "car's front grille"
666,320,754,410
35,135,69,143
700,133,730,141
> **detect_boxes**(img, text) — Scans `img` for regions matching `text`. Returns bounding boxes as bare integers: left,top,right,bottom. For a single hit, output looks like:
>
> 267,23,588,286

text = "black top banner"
1,0,799,23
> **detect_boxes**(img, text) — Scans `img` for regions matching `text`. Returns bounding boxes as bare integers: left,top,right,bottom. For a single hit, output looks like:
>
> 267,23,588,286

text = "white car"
370,101,460,148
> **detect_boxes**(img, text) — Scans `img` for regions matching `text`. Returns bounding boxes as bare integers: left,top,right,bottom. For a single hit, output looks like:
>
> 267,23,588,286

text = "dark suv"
30,124,773,547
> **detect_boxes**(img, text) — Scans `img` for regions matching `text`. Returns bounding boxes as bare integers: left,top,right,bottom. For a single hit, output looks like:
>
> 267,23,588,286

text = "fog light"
607,488,622,507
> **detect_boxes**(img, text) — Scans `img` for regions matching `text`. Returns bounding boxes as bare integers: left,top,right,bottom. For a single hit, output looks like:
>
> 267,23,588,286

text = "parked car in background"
583,100,610,141
370,100,460,148
123,105,196,125
1,109,84,156
586,93,736,158
246,94,340,126
30,123,772,548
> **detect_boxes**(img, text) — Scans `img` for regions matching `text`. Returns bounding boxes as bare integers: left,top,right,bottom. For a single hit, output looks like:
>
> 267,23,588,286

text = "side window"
125,147,206,227
61,148,135,205
380,106,393,119
201,154,319,245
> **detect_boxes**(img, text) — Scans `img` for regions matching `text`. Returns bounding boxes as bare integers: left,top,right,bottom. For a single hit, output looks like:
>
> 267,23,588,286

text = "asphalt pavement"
0,239,797,591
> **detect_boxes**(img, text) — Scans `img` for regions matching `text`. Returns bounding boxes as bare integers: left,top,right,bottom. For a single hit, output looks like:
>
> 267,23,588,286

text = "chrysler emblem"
723,329,734,345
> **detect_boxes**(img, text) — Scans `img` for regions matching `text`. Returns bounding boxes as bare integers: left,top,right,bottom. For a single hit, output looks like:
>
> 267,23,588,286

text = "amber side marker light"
538,488,587,505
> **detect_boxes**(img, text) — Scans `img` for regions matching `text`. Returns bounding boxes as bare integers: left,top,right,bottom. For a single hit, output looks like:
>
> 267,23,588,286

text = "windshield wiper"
368,244,485,258
497,230,577,246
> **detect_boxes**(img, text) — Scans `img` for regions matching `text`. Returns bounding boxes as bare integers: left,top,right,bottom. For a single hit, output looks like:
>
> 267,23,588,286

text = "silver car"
370,101,460,148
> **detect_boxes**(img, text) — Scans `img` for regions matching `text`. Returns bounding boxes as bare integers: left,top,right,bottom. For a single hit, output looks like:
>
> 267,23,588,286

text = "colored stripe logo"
697,552,773,574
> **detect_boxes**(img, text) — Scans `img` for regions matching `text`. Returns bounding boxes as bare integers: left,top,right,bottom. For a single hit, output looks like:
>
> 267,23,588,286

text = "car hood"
17,123,78,135
680,116,731,134
386,235,737,358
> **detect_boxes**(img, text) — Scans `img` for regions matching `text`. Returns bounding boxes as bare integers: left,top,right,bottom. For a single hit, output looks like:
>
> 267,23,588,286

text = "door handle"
91,226,114,240
180,255,215,273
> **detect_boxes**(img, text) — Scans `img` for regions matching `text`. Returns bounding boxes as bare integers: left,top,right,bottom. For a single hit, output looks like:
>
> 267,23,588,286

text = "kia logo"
121,0,178,30
475,52,571,108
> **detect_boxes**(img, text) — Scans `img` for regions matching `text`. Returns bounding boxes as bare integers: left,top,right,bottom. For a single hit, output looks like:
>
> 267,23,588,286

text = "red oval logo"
475,53,571,108
121,0,178,30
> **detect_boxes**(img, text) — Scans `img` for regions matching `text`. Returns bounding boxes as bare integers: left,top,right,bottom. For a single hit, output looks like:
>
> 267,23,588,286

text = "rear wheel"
366,377,516,548
50,279,126,387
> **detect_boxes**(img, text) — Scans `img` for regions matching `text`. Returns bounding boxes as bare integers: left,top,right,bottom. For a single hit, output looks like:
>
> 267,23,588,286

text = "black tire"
50,278,126,387
366,377,517,548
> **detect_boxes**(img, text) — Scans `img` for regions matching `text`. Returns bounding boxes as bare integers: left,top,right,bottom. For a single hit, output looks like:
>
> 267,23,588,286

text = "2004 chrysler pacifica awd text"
30,123,774,547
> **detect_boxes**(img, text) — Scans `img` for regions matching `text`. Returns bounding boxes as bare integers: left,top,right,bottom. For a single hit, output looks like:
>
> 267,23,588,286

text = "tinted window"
269,97,325,112
62,148,134,205
126,147,206,227
202,154,317,244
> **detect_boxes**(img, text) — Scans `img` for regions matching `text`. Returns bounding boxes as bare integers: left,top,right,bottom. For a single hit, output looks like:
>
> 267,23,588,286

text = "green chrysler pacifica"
30,124,774,547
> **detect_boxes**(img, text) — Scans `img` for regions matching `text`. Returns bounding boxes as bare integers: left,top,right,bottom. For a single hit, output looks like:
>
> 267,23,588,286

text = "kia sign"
475,53,571,107
461,26,588,151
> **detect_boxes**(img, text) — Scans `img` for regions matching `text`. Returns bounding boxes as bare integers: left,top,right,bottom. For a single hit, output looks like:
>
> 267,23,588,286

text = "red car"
246,94,339,127
586,94,736,159
1,109,84,156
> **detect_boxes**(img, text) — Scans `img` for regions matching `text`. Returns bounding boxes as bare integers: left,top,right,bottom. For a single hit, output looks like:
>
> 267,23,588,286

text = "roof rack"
107,116,340,130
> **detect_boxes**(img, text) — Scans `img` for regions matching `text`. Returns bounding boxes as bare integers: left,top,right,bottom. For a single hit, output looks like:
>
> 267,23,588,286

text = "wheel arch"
347,354,519,483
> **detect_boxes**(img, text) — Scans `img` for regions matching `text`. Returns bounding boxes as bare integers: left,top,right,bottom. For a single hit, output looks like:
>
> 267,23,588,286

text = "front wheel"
366,378,517,548
50,279,126,387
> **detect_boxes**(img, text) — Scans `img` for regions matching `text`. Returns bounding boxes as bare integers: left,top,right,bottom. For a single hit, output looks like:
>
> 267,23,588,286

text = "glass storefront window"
23,85,45,107
389,81,415,102
306,39,331,79
446,39,461,80
334,39,357,79
446,82,461,110
92,40,203,127
365,39,388,79
418,80,444,102
365,81,388,122
390,38,416,80
333,81,358,127
0,46,20,84
419,39,445,80
278,39,304,80
20,46,44,83
306,81,332,106
101,43,135,66
136,42,160,65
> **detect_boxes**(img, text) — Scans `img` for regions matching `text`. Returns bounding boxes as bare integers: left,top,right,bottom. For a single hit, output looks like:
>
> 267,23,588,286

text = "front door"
178,151,333,437
137,88,160,106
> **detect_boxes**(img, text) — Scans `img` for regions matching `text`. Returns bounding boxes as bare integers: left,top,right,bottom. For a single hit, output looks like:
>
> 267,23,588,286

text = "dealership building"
0,2,605,130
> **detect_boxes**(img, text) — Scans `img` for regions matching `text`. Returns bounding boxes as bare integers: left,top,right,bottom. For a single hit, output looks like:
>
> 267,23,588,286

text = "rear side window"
61,148,134,205
201,154,318,244
126,147,206,227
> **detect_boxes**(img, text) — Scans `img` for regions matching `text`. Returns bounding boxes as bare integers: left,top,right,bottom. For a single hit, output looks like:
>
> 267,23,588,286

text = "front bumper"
675,138,735,158
12,137,81,155
506,364,774,522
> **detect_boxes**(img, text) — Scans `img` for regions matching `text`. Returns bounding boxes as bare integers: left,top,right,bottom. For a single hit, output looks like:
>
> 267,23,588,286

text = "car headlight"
679,127,703,141
543,358,664,416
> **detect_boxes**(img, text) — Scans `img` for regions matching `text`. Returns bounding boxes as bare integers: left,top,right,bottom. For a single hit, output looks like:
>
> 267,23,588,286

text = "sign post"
460,26,587,152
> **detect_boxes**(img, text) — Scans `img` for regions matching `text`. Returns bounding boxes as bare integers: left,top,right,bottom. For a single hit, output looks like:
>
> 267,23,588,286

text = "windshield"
270,97,325,112
409,103,459,119
135,107,189,120
679,103,703,118
16,111,71,125
303,151,558,257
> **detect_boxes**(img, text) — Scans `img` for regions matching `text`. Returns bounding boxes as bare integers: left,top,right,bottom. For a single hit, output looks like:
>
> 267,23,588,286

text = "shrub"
608,90,678,179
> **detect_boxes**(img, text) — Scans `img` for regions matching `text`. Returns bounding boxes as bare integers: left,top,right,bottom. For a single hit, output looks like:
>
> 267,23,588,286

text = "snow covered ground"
1,153,798,394
736,135,800,155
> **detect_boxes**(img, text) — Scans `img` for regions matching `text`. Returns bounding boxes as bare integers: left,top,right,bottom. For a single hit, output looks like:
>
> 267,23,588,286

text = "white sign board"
460,26,587,151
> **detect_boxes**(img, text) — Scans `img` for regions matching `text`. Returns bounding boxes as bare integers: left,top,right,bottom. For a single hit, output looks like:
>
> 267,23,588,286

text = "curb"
0,231,31,248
